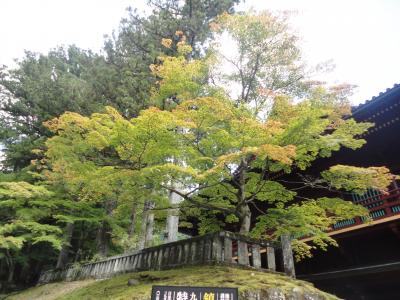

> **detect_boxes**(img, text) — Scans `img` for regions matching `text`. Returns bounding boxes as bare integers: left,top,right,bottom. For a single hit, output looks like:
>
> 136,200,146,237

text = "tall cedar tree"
0,0,239,171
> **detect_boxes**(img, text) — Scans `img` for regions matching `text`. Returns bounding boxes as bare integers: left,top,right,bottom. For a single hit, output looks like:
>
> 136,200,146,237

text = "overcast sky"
1,0,399,105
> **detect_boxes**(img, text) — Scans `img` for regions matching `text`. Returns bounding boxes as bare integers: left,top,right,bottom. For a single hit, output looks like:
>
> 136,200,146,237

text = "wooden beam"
301,214,400,242
298,261,400,281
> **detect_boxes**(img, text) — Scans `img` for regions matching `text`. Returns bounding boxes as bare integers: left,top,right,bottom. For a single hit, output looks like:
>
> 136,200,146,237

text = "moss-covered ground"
6,265,340,300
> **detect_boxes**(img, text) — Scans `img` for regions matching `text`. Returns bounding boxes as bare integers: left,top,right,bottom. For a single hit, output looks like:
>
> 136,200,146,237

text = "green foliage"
45,84,384,258
209,10,308,116
1,0,239,288
322,165,394,194
1,1,240,171
251,197,369,261
43,106,172,257
0,181,63,283
0,185,72,249
0,47,117,170
1,5,397,289
18,11,389,267
150,38,209,106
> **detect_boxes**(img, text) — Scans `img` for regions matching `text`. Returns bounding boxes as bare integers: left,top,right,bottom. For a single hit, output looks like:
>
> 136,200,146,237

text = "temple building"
296,84,400,299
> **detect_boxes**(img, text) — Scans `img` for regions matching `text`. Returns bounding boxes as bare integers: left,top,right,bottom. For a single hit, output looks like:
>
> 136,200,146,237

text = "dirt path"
6,279,96,300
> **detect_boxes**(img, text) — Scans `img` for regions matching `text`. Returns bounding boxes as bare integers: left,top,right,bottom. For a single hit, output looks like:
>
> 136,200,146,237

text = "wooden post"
251,244,261,268
281,235,295,278
223,236,233,263
237,241,249,266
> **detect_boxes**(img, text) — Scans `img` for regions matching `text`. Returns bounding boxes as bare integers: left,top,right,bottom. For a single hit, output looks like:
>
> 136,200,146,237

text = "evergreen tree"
0,46,117,170
0,1,240,171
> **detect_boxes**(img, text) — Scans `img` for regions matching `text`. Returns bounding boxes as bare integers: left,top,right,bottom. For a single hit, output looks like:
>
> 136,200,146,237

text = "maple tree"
1,8,396,289
0,182,62,283
44,40,394,259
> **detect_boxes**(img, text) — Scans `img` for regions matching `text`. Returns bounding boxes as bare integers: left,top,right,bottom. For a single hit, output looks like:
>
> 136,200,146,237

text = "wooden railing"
332,187,400,231
38,231,295,284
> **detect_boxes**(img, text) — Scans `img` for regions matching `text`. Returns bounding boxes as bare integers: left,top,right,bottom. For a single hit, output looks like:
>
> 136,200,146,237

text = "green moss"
9,266,340,300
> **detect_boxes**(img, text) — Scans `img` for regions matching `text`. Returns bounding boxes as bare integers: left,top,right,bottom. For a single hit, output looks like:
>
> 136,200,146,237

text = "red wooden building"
296,84,400,299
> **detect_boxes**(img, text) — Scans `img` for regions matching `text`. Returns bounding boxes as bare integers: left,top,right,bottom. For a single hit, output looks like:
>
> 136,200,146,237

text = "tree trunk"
166,187,183,242
237,159,251,234
56,222,74,268
7,264,14,283
74,223,86,262
128,203,137,238
6,250,14,283
145,204,155,248
138,201,155,249
96,200,115,257
96,221,110,257
239,203,251,234
138,202,147,250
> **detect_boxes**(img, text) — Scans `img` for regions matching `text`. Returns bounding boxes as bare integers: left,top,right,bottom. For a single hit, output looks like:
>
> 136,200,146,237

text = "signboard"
151,285,238,300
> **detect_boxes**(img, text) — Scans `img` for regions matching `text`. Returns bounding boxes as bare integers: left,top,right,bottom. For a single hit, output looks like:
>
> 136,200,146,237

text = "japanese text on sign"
151,285,238,300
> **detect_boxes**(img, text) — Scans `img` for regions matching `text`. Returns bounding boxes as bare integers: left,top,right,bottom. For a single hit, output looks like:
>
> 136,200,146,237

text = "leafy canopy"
0,181,62,252
45,87,393,259
42,12,395,261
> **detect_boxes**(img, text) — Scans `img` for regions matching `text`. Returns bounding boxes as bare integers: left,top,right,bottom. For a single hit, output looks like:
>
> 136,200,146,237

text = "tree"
209,11,334,117
0,1,240,172
43,108,170,258
44,95,394,259
102,0,240,112
0,46,119,170
43,33,396,260
112,0,240,58
0,182,62,284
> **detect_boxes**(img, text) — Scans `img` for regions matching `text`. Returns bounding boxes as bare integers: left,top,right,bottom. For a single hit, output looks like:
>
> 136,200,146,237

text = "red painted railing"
332,186,400,230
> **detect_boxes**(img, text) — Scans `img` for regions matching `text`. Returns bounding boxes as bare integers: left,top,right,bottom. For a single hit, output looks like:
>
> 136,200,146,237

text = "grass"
7,265,340,300
4,280,95,300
